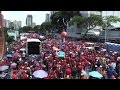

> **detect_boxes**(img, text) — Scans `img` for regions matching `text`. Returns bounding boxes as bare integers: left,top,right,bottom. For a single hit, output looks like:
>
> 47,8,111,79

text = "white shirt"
110,62,116,70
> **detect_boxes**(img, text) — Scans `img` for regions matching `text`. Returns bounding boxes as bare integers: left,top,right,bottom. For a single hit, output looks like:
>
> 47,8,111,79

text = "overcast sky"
2,11,50,26
2,11,120,27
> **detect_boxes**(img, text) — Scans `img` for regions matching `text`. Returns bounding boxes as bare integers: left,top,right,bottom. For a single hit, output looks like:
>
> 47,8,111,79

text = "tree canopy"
40,22,52,32
50,11,81,33
33,25,41,32
102,15,120,28
69,14,120,38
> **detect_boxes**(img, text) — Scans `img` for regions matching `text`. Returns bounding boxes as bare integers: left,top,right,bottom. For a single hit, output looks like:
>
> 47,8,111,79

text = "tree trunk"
83,29,89,40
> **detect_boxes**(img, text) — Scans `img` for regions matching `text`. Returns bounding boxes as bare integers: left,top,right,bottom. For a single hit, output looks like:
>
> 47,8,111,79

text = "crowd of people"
0,33,120,79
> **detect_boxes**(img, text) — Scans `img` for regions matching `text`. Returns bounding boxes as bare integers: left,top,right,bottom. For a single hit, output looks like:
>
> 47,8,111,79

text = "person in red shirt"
12,74,18,79
12,70,18,79
65,65,72,75
20,70,29,79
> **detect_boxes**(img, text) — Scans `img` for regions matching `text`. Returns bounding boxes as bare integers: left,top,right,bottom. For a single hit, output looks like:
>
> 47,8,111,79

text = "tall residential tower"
26,15,33,26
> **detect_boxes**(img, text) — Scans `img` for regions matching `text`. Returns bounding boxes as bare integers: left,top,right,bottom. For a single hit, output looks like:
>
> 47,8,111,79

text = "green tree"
3,27,9,41
18,27,24,33
6,36,14,44
69,14,103,39
102,15,120,28
40,22,52,32
50,11,81,33
20,26,33,33
33,25,41,32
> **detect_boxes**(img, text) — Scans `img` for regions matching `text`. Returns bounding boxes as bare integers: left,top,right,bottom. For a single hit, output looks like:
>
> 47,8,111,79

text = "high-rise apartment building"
45,14,50,22
9,22,14,29
13,20,22,29
26,15,33,26
32,22,36,28
4,19,11,28
4,19,21,29
13,20,18,29
17,21,22,29
80,11,102,17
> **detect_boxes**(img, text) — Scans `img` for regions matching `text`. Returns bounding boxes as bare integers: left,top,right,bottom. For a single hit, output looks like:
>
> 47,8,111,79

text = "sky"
2,11,120,27
2,11,50,26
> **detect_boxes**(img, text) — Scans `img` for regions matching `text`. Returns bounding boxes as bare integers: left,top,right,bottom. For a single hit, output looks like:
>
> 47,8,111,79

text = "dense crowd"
0,33,120,79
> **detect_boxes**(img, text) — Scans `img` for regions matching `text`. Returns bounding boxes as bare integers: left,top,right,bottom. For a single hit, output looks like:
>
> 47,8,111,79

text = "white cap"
27,67,30,69
95,65,98,67
19,58,22,61
45,57,48,59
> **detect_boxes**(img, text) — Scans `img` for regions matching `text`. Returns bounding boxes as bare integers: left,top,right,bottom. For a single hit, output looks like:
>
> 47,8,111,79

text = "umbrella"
33,70,48,78
89,71,103,79
6,54,13,58
20,48,26,51
0,73,7,78
101,49,106,52
56,51,65,58
0,66,9,71
11,63,17,68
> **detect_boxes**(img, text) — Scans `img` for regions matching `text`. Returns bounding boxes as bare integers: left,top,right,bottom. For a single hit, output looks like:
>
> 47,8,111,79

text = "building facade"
32,22,36,28
26,15,33,26
13,20,22,30
0,11,4,29
9,22,14,29
3,19,21,29
67,11,102,38
45,14,50,22
17,21,22,29
80,11,102,17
